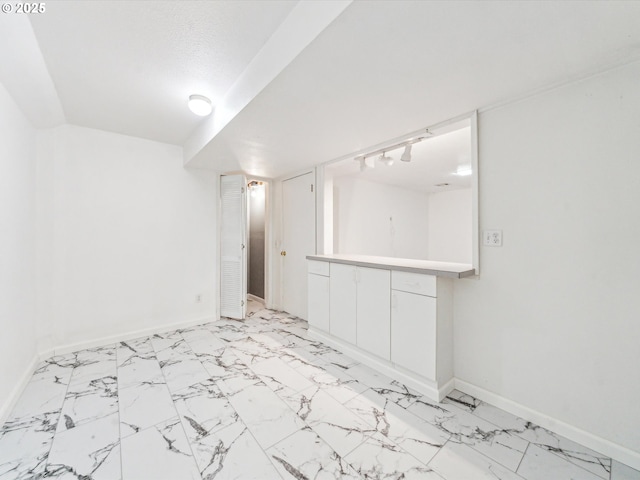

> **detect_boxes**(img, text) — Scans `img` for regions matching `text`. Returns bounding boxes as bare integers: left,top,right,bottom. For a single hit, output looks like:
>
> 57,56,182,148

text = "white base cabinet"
307,258,455,401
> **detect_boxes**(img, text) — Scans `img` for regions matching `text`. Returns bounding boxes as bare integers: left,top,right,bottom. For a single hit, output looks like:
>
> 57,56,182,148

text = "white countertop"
306,254,476,278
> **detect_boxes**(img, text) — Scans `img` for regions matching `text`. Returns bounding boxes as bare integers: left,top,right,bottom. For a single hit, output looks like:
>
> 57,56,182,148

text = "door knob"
281,251,287,256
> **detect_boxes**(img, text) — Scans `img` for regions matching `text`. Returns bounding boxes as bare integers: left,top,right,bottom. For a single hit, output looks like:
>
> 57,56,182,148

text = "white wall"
333,176,430,259
428,188,472,263
37,125,218,350
454,61,640,463
0,82,38,416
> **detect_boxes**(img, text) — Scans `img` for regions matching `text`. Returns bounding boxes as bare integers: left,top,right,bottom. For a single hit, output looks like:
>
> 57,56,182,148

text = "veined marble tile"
0,453,48,480
57,375,118,432
191,421,281,480
151,335,193,364
116,339,164,390
6,374,68,419
612,460,640,480
472,402,611,478
248,356,315,398
292,362,367,404
172,380,239,442
426,400,529,472
518,443,604,480
268,426,361,480
159,356,211,394
181,331,225,358
119,381,176,437
429,441,524,480
346,389,449,464
346,363,421,408
345,432,444,479
46,413,121,479
0,410,58,465
225,382,304,449
207,321,248,343
31,354,76,385
407,396,458,424
121,417,200,480
196,346,248,380
443,390,483,412
67,346,117,386
284,386,373,458
228,334,283,365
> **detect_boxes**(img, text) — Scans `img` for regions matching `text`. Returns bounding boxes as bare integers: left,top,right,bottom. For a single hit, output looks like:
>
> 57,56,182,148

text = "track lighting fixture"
353,129,431,170
400,144,412,162
379,152,394,166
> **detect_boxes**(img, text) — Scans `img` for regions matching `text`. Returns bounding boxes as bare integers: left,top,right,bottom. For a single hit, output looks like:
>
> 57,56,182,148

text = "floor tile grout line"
150,329,205,480
515,440,531,474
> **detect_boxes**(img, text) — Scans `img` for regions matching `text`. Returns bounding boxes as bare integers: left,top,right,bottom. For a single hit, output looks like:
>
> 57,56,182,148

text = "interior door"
282,171,316,319
220,174,247,319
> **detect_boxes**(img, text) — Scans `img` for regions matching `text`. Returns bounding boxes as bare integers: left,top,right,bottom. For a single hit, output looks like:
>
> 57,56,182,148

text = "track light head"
379,152,394,166
401,144,412,162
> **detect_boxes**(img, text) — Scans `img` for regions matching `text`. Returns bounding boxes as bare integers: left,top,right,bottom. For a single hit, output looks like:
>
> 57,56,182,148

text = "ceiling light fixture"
400,144,412,162
354,128,431,169
379,152,394,166
188,94,213,116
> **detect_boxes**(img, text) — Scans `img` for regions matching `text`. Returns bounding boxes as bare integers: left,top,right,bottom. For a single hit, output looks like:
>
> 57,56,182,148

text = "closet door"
220,175,247,319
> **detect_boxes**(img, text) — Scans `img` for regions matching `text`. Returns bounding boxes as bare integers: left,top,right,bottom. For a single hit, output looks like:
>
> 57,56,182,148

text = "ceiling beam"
182,0,352,169
0,15,65,128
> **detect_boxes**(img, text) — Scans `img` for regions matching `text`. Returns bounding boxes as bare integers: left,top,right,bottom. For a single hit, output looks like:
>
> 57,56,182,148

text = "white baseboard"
455,379,640,471
45,314,216,358
0,354,39,427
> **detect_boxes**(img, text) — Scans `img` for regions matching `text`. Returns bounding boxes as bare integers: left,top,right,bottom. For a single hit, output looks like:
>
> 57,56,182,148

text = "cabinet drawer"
308,260,330,276
391,271,436,297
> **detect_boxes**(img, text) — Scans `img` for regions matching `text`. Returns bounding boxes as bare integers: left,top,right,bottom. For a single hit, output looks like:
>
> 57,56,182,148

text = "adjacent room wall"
427,188,472,264
37,125,218,350
0,82,38,418
333,176,430,259
454,61,640,462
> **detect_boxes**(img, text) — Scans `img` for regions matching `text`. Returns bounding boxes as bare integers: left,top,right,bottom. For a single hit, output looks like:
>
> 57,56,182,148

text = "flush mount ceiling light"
400,144,412,162
188,94,212,116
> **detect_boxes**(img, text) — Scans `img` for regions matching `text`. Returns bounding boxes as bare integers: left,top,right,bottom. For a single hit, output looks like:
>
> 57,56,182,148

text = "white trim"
0,354,40,427
455,379,640,471
308,327,454,402
42,314,216,359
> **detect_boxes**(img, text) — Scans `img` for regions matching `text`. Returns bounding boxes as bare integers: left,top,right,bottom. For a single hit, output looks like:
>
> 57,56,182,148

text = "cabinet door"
356,267,391,360
329,263,357,344
391,290,436,380
308,273,330,332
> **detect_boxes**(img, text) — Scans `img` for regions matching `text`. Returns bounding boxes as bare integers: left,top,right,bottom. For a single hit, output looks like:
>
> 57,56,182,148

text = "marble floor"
1,302,638,480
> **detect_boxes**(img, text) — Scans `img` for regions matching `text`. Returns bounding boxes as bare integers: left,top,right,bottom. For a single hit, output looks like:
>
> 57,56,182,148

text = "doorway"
247,180,266,307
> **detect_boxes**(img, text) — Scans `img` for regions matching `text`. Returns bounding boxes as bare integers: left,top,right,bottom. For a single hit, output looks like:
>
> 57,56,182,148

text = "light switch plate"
483,230,503,247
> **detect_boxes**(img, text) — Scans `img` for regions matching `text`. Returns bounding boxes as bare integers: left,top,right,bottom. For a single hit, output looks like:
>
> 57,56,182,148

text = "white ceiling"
28,0,296,144
6,1,640,180
326,126,472,195
188,1,640,178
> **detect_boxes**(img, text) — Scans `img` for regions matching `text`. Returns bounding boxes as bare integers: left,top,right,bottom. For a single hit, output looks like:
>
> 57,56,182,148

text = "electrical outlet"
483,230,503,247
196,294,202,303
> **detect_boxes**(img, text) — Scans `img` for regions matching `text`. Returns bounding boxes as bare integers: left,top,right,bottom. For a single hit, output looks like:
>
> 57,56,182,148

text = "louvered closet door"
220,174,247,319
